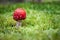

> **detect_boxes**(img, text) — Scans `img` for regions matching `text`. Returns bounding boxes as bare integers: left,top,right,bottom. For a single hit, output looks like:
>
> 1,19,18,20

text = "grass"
0,2,60,40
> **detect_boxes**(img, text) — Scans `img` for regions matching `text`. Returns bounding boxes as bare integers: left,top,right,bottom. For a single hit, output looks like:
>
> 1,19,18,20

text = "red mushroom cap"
13,8,26,21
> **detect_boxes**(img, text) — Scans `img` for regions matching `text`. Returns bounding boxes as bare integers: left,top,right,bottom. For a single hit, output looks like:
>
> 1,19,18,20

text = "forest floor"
0,2,60,40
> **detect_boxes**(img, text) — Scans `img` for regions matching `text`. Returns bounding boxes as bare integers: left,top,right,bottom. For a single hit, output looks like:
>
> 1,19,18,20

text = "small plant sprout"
13,8,26,28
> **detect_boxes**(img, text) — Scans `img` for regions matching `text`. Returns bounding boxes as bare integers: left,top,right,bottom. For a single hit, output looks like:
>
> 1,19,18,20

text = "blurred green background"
0,0,60,40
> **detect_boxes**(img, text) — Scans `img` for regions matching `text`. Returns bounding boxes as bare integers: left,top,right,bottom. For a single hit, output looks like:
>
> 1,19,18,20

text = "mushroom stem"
16,20,22,28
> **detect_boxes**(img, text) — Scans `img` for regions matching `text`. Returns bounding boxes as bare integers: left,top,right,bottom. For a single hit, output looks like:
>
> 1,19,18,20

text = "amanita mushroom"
13,8,26,28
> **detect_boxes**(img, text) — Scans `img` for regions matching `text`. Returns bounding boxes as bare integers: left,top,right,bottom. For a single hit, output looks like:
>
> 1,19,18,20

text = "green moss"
5,17,16,27
0,15,6,27
0,2,60,40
